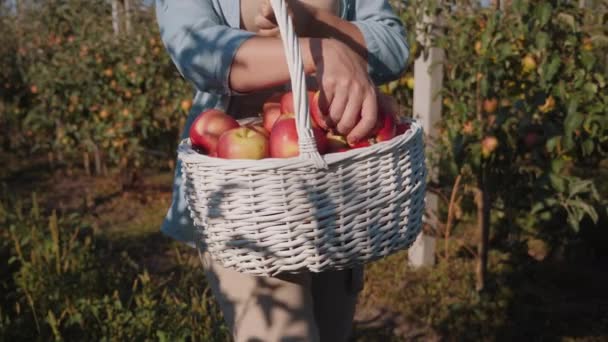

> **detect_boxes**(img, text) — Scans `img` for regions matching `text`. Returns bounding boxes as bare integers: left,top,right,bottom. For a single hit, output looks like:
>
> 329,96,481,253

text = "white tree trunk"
112,0,120,37
408,5,445,268
124,0,132,34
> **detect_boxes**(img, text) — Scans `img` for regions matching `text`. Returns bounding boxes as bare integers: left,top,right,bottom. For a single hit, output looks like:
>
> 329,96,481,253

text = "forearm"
308,10,366,52
229,36,318,93
295,7,368,62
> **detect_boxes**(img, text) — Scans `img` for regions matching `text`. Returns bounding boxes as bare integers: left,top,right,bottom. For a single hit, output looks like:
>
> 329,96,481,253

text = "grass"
1,154,607,341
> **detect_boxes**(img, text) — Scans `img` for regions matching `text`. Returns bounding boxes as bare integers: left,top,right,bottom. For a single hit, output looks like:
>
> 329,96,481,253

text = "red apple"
310,91,330,130
375,111,397,142
217,127,269,160
349,139,373,149
189,109,239,154
326,132,349,153
269,114,328,158
280,91,316,114
481,136,499,158
396,122,411,135
262,93,283,132
246,123,270,138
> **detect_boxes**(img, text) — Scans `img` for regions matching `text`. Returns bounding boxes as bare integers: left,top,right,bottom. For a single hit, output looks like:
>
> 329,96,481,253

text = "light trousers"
199,251,364,342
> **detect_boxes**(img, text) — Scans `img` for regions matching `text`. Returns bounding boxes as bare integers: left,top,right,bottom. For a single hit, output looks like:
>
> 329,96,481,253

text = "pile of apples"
189,91,411,160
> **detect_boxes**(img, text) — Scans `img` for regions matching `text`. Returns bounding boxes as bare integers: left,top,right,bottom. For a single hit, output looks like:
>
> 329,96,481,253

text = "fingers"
318,86,336,128
257,28,280,37
257,0,278,36
328,87,347,129
347,87,378,144
255,14,277,31
260,0,275,22
336,88,363,135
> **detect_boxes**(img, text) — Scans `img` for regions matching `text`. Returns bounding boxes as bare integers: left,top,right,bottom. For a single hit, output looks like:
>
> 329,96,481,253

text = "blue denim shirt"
155,0,410,247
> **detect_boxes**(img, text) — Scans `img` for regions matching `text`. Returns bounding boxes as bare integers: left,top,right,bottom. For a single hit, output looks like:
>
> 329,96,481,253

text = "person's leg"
199,250,320,342
311,266,364,341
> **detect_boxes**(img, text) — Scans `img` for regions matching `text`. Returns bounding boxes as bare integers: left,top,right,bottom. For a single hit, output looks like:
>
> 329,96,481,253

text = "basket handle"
270,0,327,169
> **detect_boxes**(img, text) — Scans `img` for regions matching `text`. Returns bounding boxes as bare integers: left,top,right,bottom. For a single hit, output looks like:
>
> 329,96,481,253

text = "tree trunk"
445,174,462,260
48,151,55,169
112,0,120,37
83,151,91,176
475,183,490,292
94,144,102,175
124,0,132,34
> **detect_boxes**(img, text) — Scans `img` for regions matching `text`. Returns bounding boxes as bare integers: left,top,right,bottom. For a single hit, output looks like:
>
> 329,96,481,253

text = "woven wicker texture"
177,0,427,276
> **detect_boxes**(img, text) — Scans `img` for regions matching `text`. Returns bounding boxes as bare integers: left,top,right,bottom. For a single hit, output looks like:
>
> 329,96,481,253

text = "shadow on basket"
188,143,424,277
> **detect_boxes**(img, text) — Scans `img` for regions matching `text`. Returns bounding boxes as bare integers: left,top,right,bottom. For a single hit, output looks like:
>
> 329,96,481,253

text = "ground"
2,154,607,341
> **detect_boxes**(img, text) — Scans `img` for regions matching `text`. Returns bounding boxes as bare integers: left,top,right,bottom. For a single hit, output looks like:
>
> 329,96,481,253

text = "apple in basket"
262,93,283,132
269,113,328,158
217,127,269,160
309,91,332,130
189,109,239,155
349,139,373,149
326,131,350,153
289,90,335,131
374,110,397,142
245,122,270,138
280,91,316,114
280,91,323,128
396,122,411,135
345,111,397,149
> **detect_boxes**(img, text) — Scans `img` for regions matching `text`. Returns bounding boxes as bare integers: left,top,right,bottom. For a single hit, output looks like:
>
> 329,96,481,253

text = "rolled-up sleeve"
350,1,409,84
155,0,255,95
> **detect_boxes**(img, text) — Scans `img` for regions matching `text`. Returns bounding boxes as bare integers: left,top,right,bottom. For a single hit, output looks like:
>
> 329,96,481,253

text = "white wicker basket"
177,0,427,276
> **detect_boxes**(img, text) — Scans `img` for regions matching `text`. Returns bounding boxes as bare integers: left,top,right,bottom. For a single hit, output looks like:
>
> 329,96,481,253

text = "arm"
260,1,410,85
155,0,254,95
349,1,410,84
156,0,318,95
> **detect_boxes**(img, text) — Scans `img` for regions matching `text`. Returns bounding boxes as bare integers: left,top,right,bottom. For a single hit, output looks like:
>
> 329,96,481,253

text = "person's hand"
255,0,280,37
311,38,378,144
255,0,320,37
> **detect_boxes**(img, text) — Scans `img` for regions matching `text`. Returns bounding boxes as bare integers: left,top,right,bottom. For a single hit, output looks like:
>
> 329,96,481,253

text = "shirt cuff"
351,20,383,84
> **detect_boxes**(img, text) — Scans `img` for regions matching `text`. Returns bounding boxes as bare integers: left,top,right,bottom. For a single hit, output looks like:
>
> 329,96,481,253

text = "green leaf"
593,73,606,88
564,111,583,138
543,55,561,83
555,13,577,31
537,3,553,27
535,32,550,50
545,136,560,153
513,0,530,15
567,208,581,232
581,139,594,156
577,201,599,224
580,52,596,71
583,82,598,95
568,179,593,196
549,173,566,192
550,158,565,173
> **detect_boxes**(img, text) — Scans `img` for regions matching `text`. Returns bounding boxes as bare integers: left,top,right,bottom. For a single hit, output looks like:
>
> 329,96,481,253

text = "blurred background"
0,0,607,340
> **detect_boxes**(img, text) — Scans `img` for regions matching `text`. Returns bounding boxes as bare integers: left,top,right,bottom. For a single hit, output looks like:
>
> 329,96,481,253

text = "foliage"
0,192,229,341
396,0,608,251
0,0,192,174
